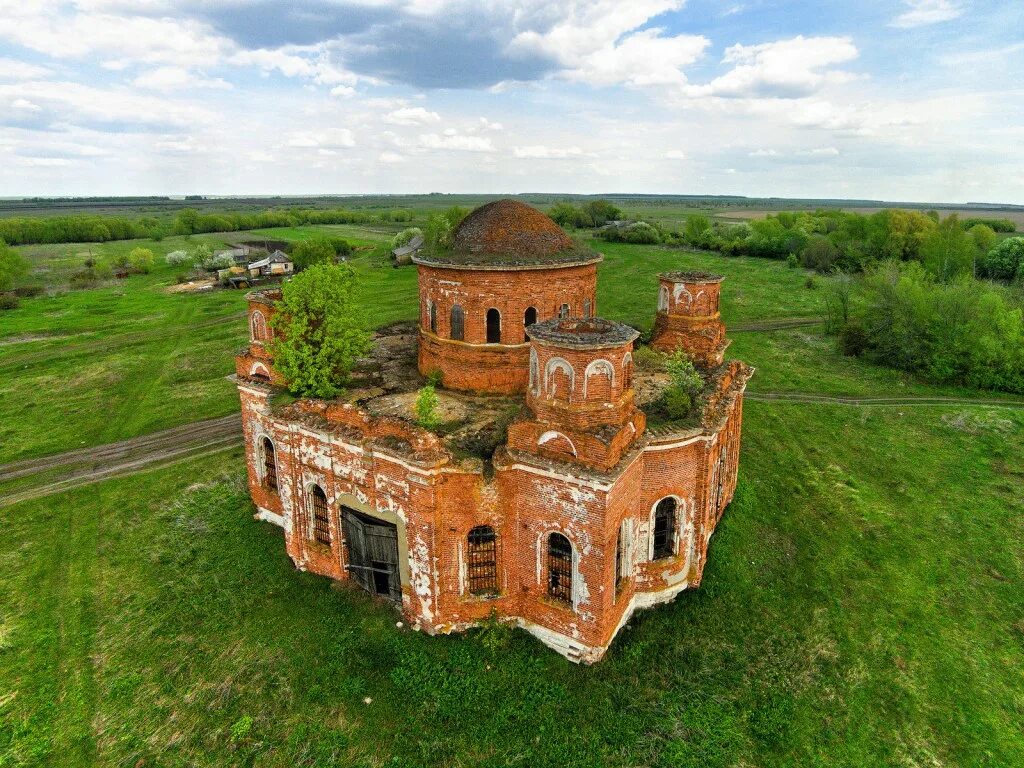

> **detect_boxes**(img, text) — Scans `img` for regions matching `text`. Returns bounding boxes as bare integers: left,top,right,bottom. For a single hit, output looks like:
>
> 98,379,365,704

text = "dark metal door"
341,506,401,604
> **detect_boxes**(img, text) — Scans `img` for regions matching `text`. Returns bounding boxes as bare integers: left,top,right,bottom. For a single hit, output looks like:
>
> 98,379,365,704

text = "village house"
234,199,752,662
247,250,294,278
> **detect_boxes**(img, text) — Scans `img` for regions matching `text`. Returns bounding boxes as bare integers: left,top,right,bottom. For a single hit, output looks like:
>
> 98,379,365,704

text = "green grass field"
1,225,1022,766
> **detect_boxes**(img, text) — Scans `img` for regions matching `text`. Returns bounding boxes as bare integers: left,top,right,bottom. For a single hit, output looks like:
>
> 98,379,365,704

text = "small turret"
650,272,728,367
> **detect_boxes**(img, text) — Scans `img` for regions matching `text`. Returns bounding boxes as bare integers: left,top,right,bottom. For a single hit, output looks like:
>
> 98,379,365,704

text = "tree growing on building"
270,263,373,399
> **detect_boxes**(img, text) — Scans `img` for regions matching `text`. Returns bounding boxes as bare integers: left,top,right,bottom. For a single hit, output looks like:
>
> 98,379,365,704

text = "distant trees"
919,215,974,282
547,199,622,229
425,207,469,251
825,261,1024,393
269,263,373,399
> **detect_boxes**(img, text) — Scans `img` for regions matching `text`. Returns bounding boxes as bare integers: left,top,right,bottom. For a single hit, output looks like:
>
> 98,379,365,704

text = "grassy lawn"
1,403,1021,766
2,228,1022,766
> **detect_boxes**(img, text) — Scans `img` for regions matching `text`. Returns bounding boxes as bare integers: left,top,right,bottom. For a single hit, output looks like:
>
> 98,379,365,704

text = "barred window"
653,497,676,560
467,525,498,596
583,299,592,318
261,437,277,491
429,301,437,334
547,533,573,604
450,304,465,341
558,303,570,319
310,485,331,545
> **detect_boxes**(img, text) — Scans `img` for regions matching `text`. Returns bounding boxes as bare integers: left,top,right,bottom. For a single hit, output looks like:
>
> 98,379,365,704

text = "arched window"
658,286,670,312
653,497,677,560
310,485,331,545
545,357,574,399
524,306,537,342
558,303,570,320
429,301,438,334
250,362,271,382
450,304,465,341
261,437,277,491
529,348,540,395
622,352,633,391
584,359,614,399
583,299,592,318
547,533,573,604
250,310,268,342
486,308,501,344
467,525,498,595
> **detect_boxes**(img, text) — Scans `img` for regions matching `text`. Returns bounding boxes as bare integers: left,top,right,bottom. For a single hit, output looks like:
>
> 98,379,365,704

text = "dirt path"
745,393,1024,408
0,414,243,508
731,317,822,332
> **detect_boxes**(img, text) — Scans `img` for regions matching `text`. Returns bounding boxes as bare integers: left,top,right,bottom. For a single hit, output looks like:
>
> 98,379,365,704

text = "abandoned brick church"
235,200,752,662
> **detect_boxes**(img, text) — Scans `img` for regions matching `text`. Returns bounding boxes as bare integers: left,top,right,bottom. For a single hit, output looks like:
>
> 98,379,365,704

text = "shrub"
801,236,839,272
0,292,20,310
391,227,423,249
632,345,664,371
187,243,213,265
425,207,469,251
165,249,190,266
328,237,353,257
200,252,235,271
663,387,693,420
415,384,441,429
838,320,868,356
786,254,799,269
13,284,43,298
0,239,29,293
128,247,155,274
805,275,818,289
981,237,1024,281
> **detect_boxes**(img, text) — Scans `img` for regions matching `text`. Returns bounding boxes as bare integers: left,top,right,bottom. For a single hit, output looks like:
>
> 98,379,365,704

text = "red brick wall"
417,262,597,393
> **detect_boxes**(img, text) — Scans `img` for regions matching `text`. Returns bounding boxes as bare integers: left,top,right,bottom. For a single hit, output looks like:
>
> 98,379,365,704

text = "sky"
0,0,1022,203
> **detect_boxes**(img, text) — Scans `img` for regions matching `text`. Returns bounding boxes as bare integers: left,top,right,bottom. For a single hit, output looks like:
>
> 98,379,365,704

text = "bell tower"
650,271,728,367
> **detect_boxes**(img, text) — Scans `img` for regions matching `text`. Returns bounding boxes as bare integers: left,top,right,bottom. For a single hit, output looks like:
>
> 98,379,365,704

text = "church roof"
413,199,601,270
527,317,639,349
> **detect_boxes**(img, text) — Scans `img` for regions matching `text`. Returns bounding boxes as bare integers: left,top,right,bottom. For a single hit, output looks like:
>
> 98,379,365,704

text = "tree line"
0,207,416,246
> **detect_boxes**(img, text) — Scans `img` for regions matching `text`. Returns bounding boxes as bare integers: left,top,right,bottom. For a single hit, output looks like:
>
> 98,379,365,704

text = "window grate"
450,304,465,341
311,486,331,545
262,438,277,491
547,533,573,604
467,526,498,596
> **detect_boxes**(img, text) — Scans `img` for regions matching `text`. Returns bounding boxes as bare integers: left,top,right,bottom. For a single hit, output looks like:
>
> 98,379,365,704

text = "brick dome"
409,199,596,270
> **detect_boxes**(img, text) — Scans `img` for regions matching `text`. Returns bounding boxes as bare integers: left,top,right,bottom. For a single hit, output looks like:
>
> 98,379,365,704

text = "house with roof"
392,234,424,266
247,250,293,278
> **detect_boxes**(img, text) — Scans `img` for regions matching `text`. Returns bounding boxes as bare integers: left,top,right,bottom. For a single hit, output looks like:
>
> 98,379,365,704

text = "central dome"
451,199,574,260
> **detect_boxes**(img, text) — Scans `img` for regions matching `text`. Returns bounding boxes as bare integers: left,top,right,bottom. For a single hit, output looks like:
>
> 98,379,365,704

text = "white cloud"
384,107,441,126
665,150,687,160
749,148,780,157
379,151,406,163
891,1,963,28
797,147,840,157
0,57,53,81
685,36,858,99
286,128,356,149
419,133,494,152
479,117,503,131
510,1,708,88
331,85,356,98
513,145,585,159
132,66,230,92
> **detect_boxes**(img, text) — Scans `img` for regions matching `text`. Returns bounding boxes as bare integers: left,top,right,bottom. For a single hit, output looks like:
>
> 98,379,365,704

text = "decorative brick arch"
249,361,271,380
658,285,669,312
649,495,684,561
536,529,579,609
250,310,269,342
538,429,577,457
621,351,633,390
544,357,575,398
529,348,540,395
583,359,615,399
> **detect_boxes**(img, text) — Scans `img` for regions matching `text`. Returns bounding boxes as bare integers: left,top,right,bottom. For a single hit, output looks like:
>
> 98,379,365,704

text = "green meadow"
1,225,1022,766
